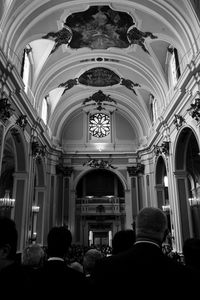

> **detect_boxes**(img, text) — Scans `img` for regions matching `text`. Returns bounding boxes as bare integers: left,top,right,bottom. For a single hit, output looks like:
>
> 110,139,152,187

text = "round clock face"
89,113,110,138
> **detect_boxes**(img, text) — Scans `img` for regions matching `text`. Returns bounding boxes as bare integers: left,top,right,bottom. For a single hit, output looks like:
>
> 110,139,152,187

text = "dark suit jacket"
36,259,89,298
91,242,198,299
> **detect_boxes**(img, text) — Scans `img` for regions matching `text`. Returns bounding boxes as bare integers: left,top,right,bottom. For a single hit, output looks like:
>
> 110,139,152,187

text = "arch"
175,127,200,171
174,126,200,243
155,156,167,185
73,167,128,192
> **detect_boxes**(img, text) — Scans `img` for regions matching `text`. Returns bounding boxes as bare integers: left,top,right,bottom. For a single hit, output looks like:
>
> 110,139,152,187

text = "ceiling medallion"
89,113,110,138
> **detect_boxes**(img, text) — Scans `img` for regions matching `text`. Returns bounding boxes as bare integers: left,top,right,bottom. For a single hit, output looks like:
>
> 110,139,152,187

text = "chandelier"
0,190,15,208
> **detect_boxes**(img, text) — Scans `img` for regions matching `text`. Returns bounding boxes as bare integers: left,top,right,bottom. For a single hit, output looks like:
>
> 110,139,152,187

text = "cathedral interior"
0,0,200,254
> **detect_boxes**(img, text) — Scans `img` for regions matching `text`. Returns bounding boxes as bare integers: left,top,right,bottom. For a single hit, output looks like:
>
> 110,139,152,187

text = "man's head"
47,226,72,258
83,249,103,275
22,243,45,267
112,229,135,255
135,207,168,244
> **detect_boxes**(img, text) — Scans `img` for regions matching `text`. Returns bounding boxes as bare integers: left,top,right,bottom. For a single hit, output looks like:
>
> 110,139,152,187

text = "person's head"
0,217,18,261
22,243,45,268
183,238,200,269
112,229,135,255
83,249,103,275
47,226,72,258
135,207,168,244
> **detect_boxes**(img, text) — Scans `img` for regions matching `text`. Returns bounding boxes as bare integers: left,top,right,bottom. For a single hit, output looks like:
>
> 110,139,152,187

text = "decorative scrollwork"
120,78,141,95
16,114,28,131
83,156,117,169
173,114,185,130
154,141,169,156
59,78,79,95
31,140,46,160
187,98,200,122
42,26,72,54
0,98,15,123
127,26,157,54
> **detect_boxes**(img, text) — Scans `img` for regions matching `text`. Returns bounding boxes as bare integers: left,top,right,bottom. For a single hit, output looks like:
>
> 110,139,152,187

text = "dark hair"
0,217,18,259
112,229,135,255
47,226,72,258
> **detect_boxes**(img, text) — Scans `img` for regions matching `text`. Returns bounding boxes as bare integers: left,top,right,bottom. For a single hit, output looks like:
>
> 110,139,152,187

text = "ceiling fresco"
59,68,141,96
42,5,157,53
64,5,133,49
78,68,120,87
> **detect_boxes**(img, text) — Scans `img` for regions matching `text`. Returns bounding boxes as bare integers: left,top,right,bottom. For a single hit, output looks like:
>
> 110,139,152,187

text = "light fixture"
95,143,106,152
32,205,40,213
188,197,200,206
0,190,15,208
162,204,170,212
164,176,168,187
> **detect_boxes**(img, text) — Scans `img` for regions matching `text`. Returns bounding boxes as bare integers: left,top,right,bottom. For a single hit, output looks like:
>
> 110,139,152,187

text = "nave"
0,0,200,258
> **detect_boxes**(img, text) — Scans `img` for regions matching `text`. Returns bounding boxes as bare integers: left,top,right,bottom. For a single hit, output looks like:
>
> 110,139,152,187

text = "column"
125,189,132,228
69,189,76,240
12,172,28,252
174,171,193,251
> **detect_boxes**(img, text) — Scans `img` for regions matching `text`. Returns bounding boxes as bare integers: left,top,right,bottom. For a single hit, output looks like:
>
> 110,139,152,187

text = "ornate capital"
0,97,15,122
154,141,169,156
127,163,145,176
56,164,73,176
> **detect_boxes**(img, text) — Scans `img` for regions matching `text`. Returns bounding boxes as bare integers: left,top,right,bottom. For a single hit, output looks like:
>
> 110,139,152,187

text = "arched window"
150,94,158,123
168,46,181,87
41,96,48,125
21,45,32,93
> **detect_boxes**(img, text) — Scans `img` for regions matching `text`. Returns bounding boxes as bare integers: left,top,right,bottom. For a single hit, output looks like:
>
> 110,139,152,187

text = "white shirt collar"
135,240,161,248
48,257,64,262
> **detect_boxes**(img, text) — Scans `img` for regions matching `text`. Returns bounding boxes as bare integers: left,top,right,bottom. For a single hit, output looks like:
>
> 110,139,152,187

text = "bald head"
136,207,168,243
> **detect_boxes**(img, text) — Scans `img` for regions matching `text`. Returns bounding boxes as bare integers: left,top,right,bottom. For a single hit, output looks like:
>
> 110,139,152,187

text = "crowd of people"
0,207,200,299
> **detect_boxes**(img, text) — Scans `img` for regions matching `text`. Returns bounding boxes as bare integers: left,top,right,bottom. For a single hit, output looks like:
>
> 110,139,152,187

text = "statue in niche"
42,26,72,54
127,26,157,54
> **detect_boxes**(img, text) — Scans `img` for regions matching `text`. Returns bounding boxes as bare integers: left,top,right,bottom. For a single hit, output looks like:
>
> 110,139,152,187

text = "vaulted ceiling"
0,0,198,154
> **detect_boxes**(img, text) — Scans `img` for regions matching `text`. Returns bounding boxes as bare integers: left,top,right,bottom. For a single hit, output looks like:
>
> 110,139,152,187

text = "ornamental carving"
127,164,145,176
56,164,73,176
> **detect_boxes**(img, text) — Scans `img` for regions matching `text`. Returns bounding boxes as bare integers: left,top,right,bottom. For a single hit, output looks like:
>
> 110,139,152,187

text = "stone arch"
73,168,127,245
73,168,128,192
0,125,28,251
174,126,200,246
